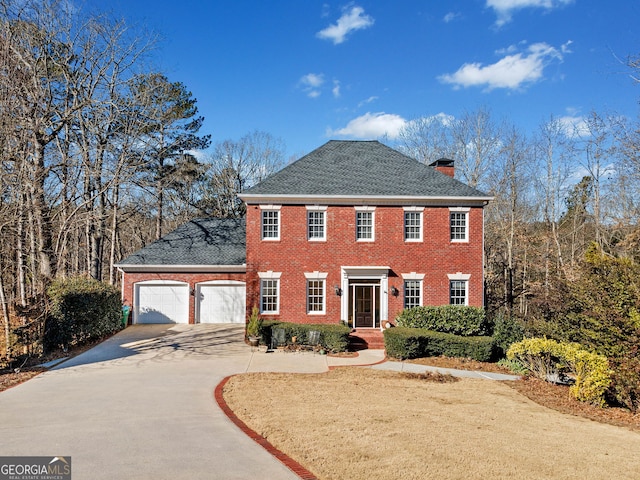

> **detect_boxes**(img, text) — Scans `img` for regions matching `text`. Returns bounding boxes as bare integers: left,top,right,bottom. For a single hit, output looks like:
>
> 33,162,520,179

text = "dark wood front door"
351,283,380,328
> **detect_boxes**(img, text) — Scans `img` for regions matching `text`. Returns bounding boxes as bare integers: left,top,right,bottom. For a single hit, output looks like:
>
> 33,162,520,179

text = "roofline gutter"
239,194,493,206
114,264,247,273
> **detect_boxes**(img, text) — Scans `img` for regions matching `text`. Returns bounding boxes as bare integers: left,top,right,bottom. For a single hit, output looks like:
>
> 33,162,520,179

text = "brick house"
116,140,491,328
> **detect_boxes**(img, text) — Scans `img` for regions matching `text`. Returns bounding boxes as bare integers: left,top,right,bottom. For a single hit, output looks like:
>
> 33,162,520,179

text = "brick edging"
214,375,319,480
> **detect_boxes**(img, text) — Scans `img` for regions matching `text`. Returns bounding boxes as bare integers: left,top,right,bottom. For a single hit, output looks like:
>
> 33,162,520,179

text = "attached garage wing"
197,281,246,324
135,282,189,324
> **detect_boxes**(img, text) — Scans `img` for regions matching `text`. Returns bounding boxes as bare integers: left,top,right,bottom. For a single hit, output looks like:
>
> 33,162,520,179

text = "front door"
350,283,380,328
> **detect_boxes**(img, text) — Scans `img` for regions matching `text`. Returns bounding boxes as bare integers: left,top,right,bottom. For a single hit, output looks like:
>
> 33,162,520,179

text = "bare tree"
199,131,287,218
450,107,503,190
532,116,575,287
397,114,456,165
485,127,534,315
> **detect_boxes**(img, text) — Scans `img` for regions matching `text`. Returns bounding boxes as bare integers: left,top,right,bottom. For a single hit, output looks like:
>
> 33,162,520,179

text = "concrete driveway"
0,325,328,480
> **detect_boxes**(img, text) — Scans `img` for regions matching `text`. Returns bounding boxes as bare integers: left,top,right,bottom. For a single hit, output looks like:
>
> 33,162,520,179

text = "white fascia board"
239,194,493,206
114,264,246,273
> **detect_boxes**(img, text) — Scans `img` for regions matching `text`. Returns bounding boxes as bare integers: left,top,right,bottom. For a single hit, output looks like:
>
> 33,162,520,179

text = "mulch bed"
0,368,46,391
403,355,640,431
509,376,640,432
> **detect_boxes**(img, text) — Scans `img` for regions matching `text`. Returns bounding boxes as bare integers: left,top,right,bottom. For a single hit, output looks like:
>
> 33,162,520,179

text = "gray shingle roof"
116,218,245,267
242,140,488,198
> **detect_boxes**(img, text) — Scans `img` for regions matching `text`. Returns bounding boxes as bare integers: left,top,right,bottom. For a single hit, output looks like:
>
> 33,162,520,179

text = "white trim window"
401,273,424,309
447,273,471,305
306,206,327,241
449,207,469,242
260,205,281,240
258,271,281,313
305,272,327,314
355,206,375,241
403,207,424,242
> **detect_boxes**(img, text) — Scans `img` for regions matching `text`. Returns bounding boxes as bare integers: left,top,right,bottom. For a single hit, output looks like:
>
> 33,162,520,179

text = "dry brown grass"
223,367,640,480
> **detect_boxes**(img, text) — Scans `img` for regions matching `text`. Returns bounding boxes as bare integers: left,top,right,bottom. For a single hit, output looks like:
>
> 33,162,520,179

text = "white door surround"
340,266,389,329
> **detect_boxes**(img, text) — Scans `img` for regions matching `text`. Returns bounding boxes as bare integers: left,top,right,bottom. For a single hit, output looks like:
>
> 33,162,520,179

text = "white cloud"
438,42,566,91
299,73,325,98
316,5,374,45
443,12,460,23
328,112,407,139
486,0,574,27
358,96,379,107
332,80,341,98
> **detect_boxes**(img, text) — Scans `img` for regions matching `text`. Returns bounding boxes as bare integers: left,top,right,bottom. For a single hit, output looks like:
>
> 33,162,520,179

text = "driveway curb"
214,375,319,480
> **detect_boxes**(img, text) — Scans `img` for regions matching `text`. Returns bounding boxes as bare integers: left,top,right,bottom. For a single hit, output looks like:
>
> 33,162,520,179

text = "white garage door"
197,282,246,324
136,283,189,324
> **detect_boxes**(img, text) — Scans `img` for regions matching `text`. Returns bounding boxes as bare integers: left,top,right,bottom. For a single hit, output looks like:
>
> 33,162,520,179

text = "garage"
135,281,190,324
197,281,246,323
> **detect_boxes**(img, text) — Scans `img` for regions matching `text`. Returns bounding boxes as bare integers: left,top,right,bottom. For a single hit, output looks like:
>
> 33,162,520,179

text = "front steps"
348,329,385,350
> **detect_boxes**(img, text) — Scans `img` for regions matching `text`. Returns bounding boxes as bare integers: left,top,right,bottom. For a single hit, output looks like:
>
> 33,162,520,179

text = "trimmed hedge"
507,337,612,406
265,322,351,353
384,327,494,361
395,305,489,336
45,277,122,351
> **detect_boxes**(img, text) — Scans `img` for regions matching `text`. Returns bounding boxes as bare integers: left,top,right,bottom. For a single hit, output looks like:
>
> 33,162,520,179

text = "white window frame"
447,273,471,306
306,206,327,241
401,272,425,309
403,207,424,242
304,271,328,314
260,205,281,241
355,206,375,242
258,271,281,314
449,207,469,243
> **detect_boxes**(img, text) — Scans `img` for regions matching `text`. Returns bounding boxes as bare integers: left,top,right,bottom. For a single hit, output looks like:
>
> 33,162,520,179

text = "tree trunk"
31,142,54,286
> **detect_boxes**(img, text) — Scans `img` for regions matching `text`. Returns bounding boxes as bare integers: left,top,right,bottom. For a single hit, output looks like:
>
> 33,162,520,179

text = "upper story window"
449,207,470,242
404,207,424,242
447,273,471,306
307,206,327,241
260,205,281,240
355,206,375,241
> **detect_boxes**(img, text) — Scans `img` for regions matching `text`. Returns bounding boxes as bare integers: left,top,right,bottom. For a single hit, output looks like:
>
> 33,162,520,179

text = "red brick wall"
120,272,246,324
246,204,485,325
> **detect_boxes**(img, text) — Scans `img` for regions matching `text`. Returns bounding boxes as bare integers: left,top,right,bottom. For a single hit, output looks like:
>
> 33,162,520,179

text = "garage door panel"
137,284,189,324
198,284,246,324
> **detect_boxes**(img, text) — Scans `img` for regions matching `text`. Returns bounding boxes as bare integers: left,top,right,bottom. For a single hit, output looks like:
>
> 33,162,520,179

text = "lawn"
222,367,640,480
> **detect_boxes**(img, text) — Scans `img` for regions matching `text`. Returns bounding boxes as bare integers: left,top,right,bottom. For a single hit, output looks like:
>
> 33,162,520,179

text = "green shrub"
269,322,350,353
507,337,612,406
492,313,525,356
258,320,281,347
384,327,494,361
45,277,122,351
395,305,488,336
607,356,640,413
497,358,528,375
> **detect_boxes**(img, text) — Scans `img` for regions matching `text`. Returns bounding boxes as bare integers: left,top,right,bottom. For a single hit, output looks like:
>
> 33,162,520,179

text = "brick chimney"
429,158,455,178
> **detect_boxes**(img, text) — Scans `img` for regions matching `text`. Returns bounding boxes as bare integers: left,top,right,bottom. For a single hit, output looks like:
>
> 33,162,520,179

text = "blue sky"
87,0,639,158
